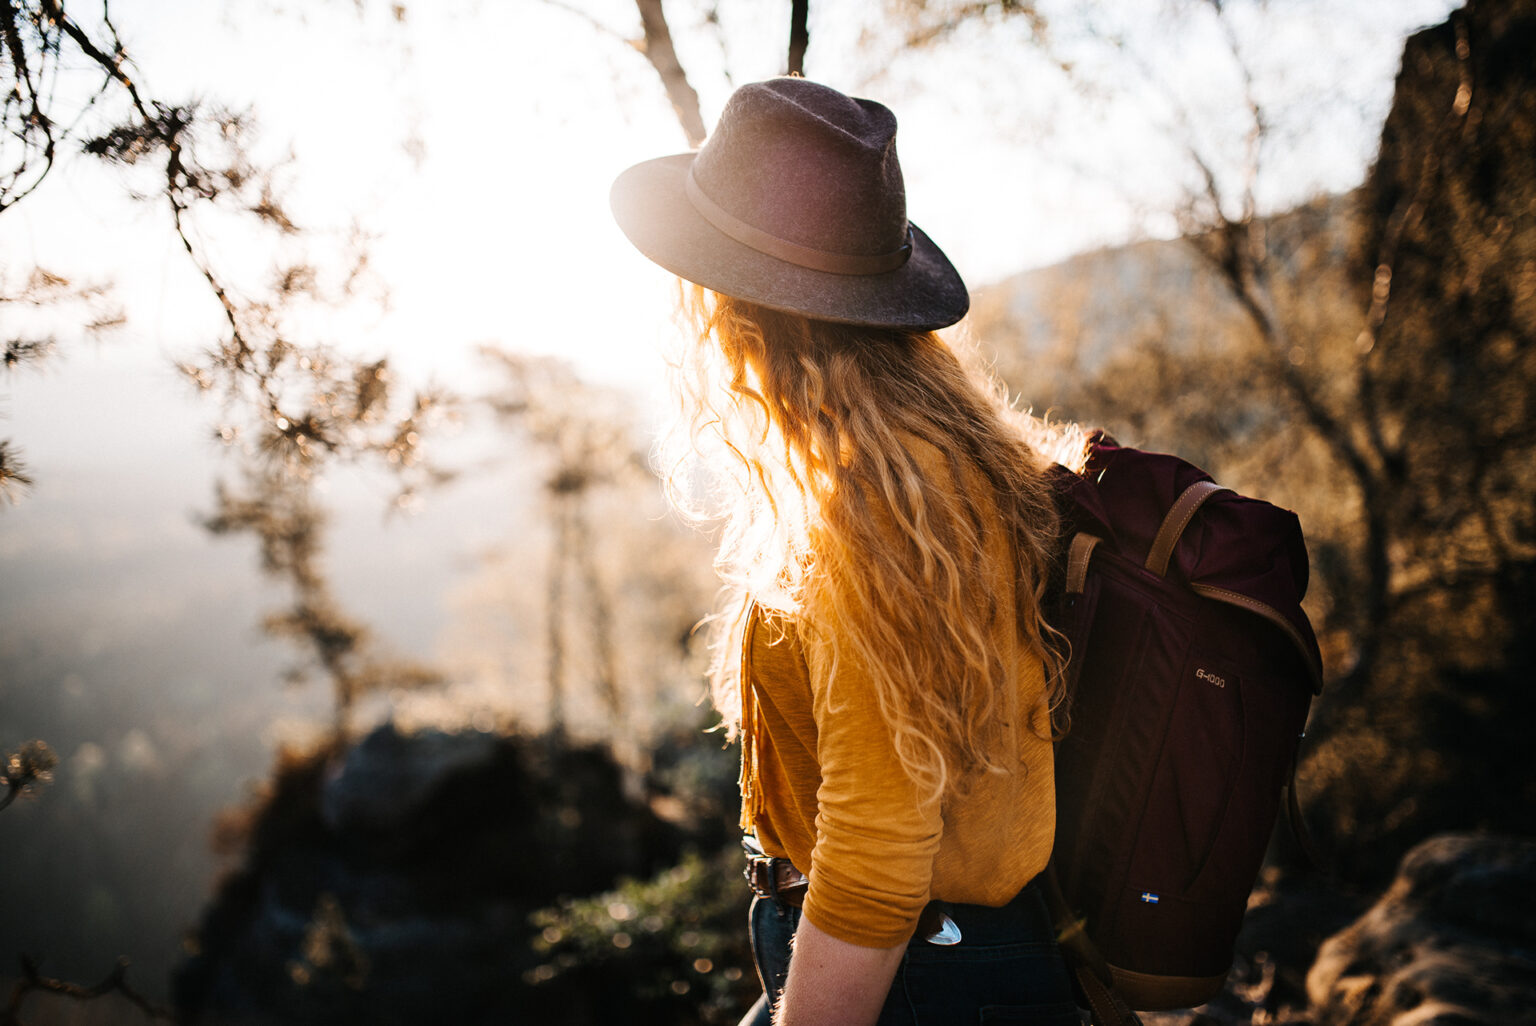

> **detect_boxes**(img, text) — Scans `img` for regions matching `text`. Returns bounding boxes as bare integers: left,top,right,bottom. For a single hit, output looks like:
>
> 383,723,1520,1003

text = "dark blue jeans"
739,882,1082,1026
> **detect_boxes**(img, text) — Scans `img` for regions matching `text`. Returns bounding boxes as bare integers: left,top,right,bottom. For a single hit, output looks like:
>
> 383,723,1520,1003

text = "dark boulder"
174,723,705,1025
1306,834,1536,1026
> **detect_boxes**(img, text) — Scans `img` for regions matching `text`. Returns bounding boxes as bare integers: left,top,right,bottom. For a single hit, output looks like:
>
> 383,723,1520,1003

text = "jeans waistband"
920,880,1053,947
742,836,1052,948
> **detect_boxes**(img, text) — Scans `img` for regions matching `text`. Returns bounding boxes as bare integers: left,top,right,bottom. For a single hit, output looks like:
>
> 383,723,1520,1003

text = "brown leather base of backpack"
1108,964,1229,1012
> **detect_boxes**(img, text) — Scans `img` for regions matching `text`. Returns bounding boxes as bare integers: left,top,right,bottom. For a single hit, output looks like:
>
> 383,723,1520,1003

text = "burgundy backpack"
1044,439,1324,1022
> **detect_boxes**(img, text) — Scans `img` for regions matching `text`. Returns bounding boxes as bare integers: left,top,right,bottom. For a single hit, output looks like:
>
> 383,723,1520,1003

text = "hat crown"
608,77,968,330
690,78,909,259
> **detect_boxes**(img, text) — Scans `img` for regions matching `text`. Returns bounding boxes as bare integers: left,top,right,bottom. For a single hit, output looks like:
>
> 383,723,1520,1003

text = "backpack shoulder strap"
1144,480,1229,577
1066,533,1101,595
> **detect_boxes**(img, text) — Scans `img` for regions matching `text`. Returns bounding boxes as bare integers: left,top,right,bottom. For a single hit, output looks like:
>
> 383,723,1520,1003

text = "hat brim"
610,153,969,332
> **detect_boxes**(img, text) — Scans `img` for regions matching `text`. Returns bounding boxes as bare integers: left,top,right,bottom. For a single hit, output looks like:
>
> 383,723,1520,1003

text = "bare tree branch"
701,2,734,89
540,0,632,46
2,956,176,1025
0,2,58,210
634,0,705,147
0,741,56,813
205,466,446,737
1205,0,1261,224
536,0,705,145
895,0,1046,52
0,441,33,504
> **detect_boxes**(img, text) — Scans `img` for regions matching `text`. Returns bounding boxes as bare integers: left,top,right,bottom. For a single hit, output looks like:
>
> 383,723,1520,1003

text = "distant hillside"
969,192,1358,401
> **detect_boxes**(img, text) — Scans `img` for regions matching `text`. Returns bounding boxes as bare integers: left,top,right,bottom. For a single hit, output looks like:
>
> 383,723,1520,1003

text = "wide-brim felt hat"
611,77,969,331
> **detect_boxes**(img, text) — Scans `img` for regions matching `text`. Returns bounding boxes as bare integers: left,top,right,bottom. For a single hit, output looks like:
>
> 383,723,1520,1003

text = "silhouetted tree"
1,2,436,477
483,350,653,743
1,1,461,736
0,266,121,499
0,9,461,1013
974,0,1534,880
203,466,447,738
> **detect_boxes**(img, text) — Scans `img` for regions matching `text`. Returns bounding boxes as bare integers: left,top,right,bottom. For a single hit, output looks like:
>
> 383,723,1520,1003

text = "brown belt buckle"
743,856,774,899
741,837,768,896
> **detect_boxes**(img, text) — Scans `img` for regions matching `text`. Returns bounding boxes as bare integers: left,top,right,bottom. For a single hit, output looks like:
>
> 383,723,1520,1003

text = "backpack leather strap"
1145,480,1228,577
1042,862,1145,1026
1066,532,1101,595
1072,963,1145,1026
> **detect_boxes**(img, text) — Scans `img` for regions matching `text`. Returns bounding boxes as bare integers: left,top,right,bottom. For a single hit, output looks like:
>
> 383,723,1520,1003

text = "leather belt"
743,845,809,906
742,840,961,944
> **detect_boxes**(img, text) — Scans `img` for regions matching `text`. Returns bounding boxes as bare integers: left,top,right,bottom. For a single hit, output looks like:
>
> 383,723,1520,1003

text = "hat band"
686,168,913,277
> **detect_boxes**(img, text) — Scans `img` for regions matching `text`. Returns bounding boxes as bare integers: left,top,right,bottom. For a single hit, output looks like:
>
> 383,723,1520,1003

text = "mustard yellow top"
737,440,1057,949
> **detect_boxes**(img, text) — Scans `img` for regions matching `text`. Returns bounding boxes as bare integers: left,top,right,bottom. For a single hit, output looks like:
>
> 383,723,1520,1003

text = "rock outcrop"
1306,834,1536,1026
173,723,724,1025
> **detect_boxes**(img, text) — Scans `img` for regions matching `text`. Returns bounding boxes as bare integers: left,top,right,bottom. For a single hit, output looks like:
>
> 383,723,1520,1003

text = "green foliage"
526,848,757,1026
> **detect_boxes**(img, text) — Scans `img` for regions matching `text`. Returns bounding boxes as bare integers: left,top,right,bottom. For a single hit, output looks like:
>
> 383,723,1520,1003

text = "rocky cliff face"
173,723,743,1025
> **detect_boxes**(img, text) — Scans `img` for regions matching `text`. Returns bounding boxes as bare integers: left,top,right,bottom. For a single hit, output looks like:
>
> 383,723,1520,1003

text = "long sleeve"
800,632,943,947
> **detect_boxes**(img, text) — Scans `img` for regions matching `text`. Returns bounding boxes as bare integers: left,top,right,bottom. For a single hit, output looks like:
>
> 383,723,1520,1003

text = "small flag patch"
1139,892,1160,904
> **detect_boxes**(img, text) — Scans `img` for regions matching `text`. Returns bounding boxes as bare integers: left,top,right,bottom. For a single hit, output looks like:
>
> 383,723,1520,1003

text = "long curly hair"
665,286,1083,802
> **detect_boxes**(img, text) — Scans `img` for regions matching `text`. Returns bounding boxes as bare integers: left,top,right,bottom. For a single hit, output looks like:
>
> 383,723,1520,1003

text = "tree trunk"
787,0,809,76
546,495,573,740
634,0,707,147
572,502,623,734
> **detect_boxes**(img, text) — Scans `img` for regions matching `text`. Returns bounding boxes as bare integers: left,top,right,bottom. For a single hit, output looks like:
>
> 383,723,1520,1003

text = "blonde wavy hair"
665,286,1084,802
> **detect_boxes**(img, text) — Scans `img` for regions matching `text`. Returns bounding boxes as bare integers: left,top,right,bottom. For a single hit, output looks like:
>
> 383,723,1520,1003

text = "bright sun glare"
1,0,1456,404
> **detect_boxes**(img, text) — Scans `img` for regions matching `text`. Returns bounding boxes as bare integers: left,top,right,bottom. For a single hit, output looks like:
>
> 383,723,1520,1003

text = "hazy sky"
0,0,1458,395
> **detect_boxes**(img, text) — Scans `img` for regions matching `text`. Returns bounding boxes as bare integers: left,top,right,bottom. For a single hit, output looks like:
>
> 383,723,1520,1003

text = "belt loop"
768,863,790,919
